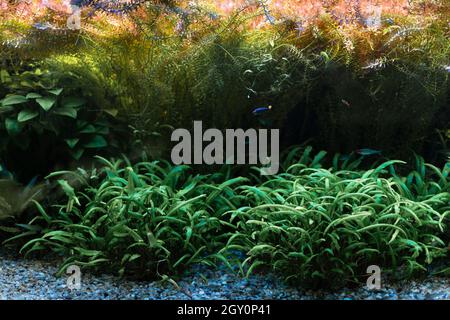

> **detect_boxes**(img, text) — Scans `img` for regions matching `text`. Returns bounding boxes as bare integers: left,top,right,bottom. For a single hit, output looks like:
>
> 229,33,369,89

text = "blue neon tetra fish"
32,22,54,31
356,148,382,156
253,105,272,115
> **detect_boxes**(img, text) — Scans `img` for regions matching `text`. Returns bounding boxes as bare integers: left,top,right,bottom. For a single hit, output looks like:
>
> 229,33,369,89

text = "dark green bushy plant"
0,67,124,181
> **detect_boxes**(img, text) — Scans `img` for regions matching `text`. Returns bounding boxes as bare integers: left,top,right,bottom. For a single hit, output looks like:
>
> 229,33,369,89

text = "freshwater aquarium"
0,0,449,305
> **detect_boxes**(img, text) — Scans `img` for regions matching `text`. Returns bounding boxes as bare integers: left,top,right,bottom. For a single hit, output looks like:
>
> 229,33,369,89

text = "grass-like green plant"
224,150,449,288
3,148,448,287
3,156,245,279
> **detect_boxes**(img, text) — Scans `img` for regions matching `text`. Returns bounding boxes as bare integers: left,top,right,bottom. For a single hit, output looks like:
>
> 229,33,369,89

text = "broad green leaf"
71,148,85,160
0,70,11,83
79,124,96,134
84,135,108,149
5,118,22,135
36,96,57,111
17,109,39,122
96,126,110,135
48,88,63,96
65,138,80,149
2,95,28,106
104,109,118,117
54,107,77,118
26,92,42,99
62,97,85,108
20,81,34,88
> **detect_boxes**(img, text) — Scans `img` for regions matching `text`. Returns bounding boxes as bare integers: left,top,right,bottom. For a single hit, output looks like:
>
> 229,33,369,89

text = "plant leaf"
54,107,77,118
48,88,63,96
36,96,57,111
5,118,22,135
25,93,42,99
63,97,85,109
17,110,39,122
65,138,80,149
84,135,108,149
71,148,85,160
2,95,28,106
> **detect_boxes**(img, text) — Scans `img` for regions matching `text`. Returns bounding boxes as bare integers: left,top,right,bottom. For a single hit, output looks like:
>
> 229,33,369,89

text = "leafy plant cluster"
2,2,447,161
4,156,244,279
0,66,124,181
3,148,448,287
25,6,446,161
228,147,450,287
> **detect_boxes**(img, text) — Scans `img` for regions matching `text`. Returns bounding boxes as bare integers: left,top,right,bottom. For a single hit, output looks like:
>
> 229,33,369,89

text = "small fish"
385,18,394,25
363,60,384,70
341,99,351,107
32,22,54,31
208,13,220,20
294,21,304,36
356,148,382,156
252,105,272,115
70,0,84,6
175,19,186,34
444,65,450,73
266,15,276,25
258,0,275,25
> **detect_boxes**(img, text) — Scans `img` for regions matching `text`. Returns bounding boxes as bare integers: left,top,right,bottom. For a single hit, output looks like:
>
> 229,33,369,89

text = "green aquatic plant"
3,156,244,279
16,6,446,161
0,67,123,180
3,149,448,287
0,1,448,287
223,150,449,288
270,13,449,157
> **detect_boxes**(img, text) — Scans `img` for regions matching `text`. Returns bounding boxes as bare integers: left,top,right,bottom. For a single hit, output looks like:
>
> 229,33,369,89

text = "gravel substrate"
0,250,448,300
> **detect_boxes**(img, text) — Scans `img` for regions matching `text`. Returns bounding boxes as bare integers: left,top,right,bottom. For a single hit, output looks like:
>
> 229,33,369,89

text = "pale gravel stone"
0,250,448,300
